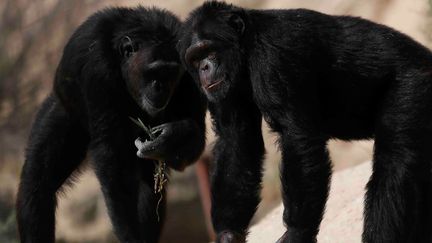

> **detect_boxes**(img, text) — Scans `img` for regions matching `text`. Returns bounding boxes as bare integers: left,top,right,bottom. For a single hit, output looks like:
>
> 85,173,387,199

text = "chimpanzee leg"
363,129,430,243
363,71,432,243
16,96,89,243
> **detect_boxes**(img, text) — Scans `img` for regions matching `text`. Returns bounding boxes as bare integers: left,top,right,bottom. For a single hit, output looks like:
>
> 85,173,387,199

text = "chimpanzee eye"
193,60,200,69
191,52,216,69
152,80,163,92
208,52,217,60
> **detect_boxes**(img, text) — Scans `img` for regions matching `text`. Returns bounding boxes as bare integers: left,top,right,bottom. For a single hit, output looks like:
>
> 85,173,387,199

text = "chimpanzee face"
119,36,183,117
179,8,246,102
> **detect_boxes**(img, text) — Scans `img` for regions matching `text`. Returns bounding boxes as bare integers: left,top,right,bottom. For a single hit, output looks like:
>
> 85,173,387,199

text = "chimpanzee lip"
205,79,223,91
140,96,169,116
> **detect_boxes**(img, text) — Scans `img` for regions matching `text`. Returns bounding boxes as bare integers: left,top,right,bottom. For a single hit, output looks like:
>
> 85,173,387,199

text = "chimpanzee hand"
134,120,200,171
135,122,179,160
216,231,246,243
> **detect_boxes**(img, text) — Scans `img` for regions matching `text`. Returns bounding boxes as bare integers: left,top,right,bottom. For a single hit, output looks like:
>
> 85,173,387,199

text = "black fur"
179,1,431,242
16,7,206,243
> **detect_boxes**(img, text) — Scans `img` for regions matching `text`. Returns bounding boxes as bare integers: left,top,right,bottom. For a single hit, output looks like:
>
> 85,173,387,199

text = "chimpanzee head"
178,1,248,102
115,8,184,116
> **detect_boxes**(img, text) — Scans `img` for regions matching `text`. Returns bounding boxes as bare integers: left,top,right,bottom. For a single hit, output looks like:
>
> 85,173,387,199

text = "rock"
247,161,372,243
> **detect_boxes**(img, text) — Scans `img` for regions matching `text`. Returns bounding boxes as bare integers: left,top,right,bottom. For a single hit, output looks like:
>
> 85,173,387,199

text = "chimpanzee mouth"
204,79,223,91
140,96,169,116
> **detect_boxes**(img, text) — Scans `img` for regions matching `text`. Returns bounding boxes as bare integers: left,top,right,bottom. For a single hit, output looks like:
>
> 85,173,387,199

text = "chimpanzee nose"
199,59,213,74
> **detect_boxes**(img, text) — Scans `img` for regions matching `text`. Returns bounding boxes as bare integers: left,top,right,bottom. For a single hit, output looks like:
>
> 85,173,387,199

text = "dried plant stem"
130,117,168,221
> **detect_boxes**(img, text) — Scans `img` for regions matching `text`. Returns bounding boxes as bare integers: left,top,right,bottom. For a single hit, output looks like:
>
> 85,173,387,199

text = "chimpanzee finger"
150,122,175,138
135,137,160,159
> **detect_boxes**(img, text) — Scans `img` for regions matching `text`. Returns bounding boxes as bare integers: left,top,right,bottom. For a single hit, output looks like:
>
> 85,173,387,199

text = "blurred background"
1,0,432,242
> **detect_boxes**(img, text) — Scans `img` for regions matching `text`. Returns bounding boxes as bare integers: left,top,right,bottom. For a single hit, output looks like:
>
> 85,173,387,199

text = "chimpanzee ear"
227,12,246,35
118,36,136,58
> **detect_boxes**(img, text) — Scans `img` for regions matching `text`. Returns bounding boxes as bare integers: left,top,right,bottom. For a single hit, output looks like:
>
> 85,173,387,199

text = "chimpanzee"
178,1,431,243
16,7,206,243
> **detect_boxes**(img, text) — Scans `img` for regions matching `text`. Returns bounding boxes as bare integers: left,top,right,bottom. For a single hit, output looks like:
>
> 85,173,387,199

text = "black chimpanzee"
178,1,431,243
16,7,206,243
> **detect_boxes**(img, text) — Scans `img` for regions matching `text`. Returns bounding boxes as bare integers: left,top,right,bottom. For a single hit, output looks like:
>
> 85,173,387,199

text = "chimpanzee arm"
276,118,331,243
210,97,265,242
